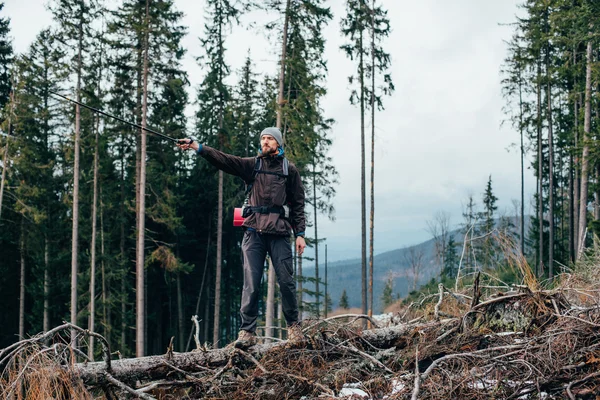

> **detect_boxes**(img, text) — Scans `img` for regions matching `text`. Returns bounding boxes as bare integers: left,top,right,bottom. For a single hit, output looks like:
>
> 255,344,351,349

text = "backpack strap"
244,157,289,195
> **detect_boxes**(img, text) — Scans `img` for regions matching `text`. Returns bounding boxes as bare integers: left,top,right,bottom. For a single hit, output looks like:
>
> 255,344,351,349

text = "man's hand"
176,138,199,152
296,236,306,256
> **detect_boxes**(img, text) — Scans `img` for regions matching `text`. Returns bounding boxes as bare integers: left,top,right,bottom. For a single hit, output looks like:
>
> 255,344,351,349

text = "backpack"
241,157,290,218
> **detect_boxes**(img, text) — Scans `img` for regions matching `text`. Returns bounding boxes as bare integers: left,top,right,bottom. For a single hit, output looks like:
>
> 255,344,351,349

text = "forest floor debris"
3,260,600,399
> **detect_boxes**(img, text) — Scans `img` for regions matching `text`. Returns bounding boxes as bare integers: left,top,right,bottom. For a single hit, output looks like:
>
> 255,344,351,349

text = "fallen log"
74,320,439,386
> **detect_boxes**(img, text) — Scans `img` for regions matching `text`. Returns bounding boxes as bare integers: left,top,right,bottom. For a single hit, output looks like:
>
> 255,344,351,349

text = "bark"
89,109,100,360
359,5,367,318
213,170,222,347
0,89,12,221
297,255,303,313
136,0,150,357
100,194,109,343
176,272,184,352
368,0,375,318
265,258,275,341
577,39,593,260
573,93,580,258
19,219,26,339
71,12,84,346
518,59,525,255
324,244,328,318
213,0,228,348
546,50,554,279
313,157,320,317
44,237,50,333
120,130,127,351
536,62,543,276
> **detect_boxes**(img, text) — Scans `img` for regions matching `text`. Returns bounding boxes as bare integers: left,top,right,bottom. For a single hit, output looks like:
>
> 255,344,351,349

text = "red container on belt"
233,207,244,227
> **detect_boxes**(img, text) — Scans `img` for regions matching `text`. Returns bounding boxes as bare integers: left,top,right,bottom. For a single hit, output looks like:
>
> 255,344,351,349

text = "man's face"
260,134,278,155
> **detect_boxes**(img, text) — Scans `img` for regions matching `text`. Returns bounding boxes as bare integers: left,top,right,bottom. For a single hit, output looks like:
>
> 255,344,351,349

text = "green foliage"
380,272,394,310
443,236,459,279
0,1,12,111
338,289,349,309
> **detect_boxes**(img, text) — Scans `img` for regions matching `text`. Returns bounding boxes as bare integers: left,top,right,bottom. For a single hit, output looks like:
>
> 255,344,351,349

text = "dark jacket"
199,145,306,237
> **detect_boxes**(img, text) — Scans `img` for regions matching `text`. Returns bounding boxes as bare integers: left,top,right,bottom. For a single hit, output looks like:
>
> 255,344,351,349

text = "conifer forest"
2,1,600,399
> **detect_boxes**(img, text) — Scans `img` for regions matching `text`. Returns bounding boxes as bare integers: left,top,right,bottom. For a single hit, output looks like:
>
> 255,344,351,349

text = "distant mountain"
302,236,439,314
302,216,530,314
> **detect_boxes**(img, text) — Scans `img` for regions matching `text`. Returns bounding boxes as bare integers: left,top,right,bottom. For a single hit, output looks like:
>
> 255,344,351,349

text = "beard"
262,145,277,155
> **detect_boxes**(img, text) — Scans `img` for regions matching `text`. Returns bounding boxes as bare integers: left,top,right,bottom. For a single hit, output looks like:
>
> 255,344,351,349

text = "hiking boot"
234,330,256,349
287,323,306,345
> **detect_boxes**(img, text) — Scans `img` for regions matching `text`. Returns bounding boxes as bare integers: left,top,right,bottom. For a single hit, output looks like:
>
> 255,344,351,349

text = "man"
178,127,306,347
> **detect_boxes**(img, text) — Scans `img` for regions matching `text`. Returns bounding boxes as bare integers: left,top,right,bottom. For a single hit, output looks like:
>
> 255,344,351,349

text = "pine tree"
367,0,394,319
339,289,349,309
10,28,67,339
479,176,498,269
341,0,370,317
443,236,459,279
49,0,98,348
0,1,12,112
380,273,394,310
195,0,240,348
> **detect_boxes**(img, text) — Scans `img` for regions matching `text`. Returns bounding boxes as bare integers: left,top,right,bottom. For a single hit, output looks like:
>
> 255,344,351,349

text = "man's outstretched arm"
177,139,255,182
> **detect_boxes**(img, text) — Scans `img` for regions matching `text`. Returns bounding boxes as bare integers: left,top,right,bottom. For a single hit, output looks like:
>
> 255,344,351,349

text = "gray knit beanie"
260,127,283,148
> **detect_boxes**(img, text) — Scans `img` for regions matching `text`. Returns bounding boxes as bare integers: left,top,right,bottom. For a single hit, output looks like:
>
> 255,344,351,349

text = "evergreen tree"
9,29,67,340
478,175,498,269
339,289,349,309
380,273,394,310
0,1,12,112
49,0,99,347
340,0,370,317
367,0,394,319
195,0,241,348
443,236,459,279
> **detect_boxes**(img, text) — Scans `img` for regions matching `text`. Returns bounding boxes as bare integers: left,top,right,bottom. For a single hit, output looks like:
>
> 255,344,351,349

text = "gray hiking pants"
240,230,299,333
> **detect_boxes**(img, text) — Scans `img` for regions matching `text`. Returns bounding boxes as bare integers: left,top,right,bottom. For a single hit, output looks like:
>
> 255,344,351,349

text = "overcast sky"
4,0,533,263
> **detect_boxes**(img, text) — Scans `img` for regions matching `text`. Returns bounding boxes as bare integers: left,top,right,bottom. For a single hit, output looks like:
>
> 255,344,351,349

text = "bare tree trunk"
0,137,8,221
88,112,100,361
265,257,275,342
573,93,580,258
0,89,13,221
100,195,109,343
44,238,50,332
213,171,223,347
577,39,593,260
177,272,184,352
19,219,26,339
297,255,303,314
546,50,554,279
368,0,375,319
359,9,367,319
536,62,543,276
518,61,525,255
136,0,150,357
324,244,328,318
71,37,83,349
313,158,320,317
277,302,283,339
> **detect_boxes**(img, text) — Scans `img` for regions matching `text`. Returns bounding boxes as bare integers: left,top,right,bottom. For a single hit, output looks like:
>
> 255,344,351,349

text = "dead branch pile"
3,276,600,399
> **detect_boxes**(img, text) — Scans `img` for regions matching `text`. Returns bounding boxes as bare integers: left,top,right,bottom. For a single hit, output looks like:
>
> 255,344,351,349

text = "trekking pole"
48,90,188,144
